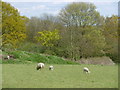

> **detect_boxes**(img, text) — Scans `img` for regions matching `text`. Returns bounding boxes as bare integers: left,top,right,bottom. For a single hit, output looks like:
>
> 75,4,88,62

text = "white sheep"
7,55,10,59
83,67,90,73
49,65,54,70
4,55,10,60
36,63,45,70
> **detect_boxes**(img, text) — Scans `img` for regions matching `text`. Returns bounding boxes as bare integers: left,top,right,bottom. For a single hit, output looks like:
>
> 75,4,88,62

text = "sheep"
7,55,10,59
49,65,54,70
36,63,45,70
83,67,90,73
3,55,10,60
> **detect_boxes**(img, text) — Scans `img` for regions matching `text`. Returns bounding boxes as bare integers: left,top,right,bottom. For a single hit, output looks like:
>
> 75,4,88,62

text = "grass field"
0,64,2,89
2,64,118,88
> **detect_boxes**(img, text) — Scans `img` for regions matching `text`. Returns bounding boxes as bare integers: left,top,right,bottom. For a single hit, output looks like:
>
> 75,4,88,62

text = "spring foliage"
2,1,118,63
35,29,60,47
2,1,27,48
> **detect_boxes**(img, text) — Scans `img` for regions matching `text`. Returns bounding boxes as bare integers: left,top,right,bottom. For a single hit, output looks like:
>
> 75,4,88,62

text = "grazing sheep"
83,67,90,73
36,63,45,70
49,65,54,70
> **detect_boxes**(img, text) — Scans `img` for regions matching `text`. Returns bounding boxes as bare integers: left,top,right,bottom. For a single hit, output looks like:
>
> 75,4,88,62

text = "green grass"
2,64,118,88
0,64,2,89
1,50,79,64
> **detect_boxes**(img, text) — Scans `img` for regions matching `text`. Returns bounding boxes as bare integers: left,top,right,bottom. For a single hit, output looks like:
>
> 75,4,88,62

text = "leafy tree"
35,29,60,47
103,15,118,62
59,2,105,60
26,14,63,42
26,17,40,42
0,1,2,48
59,26,106,60
2,1,27,49
59,2,104,27
103,15,118,51
82,27,106,57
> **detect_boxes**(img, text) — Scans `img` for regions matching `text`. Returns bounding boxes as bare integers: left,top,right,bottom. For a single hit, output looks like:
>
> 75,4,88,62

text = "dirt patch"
76,56,115,65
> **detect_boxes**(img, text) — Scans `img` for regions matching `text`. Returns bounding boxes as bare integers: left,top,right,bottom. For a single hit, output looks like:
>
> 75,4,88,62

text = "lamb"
83,67,90,73
36,63,45,70
49,65,54,70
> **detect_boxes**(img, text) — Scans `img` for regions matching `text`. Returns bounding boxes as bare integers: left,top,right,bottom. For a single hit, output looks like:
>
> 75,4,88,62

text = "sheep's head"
88,71,91,73
36,66,41,70
49,66,54,70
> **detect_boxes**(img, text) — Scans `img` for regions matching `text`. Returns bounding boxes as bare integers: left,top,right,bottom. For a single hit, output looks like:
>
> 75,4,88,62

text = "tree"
103,15,118,51
26,17,40,42
58,2,105,60
103,15,118,62
82,27,106,57
35,29,60,47
0,1,2,48
59,2,104,27
2,1,27,49
26,14,63,42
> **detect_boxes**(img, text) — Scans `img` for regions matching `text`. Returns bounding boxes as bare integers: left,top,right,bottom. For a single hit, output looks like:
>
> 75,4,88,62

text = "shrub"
106,53,119,63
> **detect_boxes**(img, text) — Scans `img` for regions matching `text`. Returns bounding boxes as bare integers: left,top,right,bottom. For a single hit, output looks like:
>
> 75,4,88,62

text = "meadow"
2,1,118,89
0,64,2,89
2,64,118,88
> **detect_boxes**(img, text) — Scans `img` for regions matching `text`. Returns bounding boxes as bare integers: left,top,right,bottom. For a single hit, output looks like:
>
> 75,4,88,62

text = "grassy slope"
1,50,79,64
2,64,118,88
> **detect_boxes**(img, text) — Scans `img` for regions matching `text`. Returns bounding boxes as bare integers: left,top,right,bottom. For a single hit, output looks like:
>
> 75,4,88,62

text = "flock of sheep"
36,63,54,71
4,55,90,73
36,62,91,73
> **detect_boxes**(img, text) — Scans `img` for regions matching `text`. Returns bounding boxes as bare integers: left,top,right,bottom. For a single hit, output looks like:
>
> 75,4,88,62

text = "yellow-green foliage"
2,1,27,48
84,28,106,49
35,29,60,47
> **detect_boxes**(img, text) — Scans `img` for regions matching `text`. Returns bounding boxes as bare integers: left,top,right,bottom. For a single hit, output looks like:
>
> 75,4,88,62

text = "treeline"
1,1,119,63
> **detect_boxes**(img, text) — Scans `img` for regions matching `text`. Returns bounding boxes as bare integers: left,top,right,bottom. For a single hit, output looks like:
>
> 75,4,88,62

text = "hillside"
0,50,79,64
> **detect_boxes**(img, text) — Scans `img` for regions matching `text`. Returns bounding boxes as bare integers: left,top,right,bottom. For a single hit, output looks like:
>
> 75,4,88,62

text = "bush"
106,53,119,63
18,42,45,53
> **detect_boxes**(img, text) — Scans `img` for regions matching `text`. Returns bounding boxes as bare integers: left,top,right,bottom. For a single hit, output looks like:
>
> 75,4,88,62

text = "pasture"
2,64,118,88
